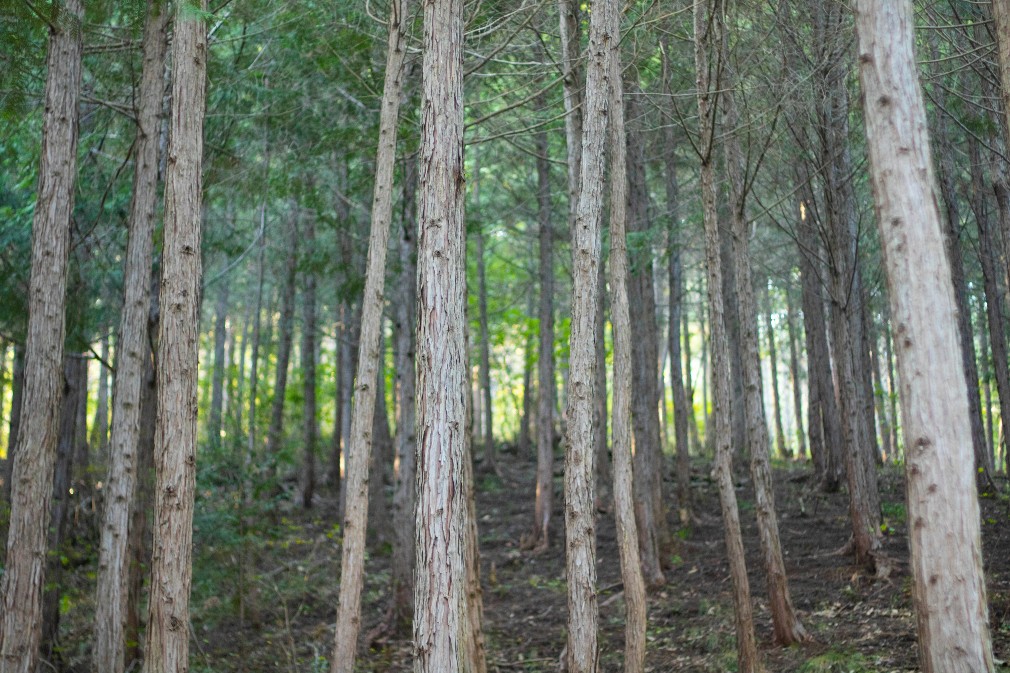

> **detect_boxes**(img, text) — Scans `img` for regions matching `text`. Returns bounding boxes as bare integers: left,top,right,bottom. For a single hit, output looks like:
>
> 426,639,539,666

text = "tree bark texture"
625,88,667,588
412,1,476,671
855,1,995,668
694,0,760,670
0,0,84,668
42,355,85,665
607,43,648,673
563,0,620,669
92,3,167,670
389,150,418,635
331,0,407,667
142,0,206,669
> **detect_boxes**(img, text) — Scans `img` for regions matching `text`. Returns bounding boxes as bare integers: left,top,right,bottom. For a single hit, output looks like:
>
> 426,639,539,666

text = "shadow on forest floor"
55,454,1010,672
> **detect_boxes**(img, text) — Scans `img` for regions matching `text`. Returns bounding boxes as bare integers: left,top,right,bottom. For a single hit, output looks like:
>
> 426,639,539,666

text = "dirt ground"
56,453,1010,672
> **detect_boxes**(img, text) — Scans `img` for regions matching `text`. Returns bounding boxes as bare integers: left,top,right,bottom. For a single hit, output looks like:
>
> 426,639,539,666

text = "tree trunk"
388,150,418,636
683,290,702,454
694,0,760,670
607,42,648,673
626,87,667,587
562,0,620,668
330,1,407,668
142,0,206,668
722,61,808,645
529,123,555,551
474,168,496,473
412,1,477,670
0,0,84,667
661,42,691,521
301,212,319,509
784,286,807,458
369,362,394,541
797,182,842,489
764,286,789,459
855,3,995,667
816,0,881,567
266,209,300,474
208,281,229,453
126,352,156,672
42,355,85,666
92,9,170,647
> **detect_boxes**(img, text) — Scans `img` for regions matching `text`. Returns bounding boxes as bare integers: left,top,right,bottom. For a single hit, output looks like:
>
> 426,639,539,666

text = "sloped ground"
56,455,1010,672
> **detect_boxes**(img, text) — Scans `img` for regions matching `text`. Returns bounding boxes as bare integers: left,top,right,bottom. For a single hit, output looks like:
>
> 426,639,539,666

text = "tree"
563,0,619,667
92,2,167,670
142,0,207,668
412,0,478,670
606,28,647,672
0,0,84,669
331,0,408,668
693,0,759,669
854,0,994,669
529,122,555,552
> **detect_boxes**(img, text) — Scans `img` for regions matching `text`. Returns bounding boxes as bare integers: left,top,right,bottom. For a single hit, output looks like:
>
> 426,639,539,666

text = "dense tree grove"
1,0,1009,671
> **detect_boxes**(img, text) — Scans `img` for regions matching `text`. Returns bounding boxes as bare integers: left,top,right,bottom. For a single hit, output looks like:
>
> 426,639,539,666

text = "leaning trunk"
854,2,994,668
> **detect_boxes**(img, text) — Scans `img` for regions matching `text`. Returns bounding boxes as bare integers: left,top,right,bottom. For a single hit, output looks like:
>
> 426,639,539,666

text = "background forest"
0,0,1008,671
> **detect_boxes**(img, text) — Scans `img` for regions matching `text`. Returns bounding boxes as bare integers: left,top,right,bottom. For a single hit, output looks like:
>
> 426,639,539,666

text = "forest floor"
57,451,1010,672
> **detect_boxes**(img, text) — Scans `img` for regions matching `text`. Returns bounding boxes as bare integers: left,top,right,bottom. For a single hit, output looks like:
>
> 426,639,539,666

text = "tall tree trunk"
0,0,84,667
529,123,555,551
694,0,760,670
266,210,300,474
722,62,807,645
764,286,789,458
855,3,994,667
784,285,807,458
142,0,206,668
208,281,229,453
607,43,647,673
42,355,85,666
369,362,394,541
388,150,418,636
301,212,319,509
817,0,881,567
797,183,841,489
626,88,667,587
413,1,478,670
473,163,496,473
661,42,691,521
561,0,621,668
330,1,407,668
125,352,156,672
518,291,534,460
93,6,166,658
683,290,702,453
